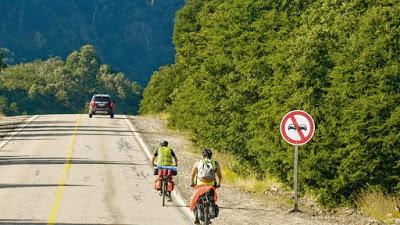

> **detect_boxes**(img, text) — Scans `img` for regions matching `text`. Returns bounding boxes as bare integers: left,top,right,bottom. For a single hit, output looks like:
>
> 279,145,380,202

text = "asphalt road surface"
0,114,191,225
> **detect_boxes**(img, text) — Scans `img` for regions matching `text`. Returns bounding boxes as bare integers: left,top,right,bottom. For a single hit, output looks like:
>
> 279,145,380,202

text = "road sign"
280,110,315,146
280,110,315,212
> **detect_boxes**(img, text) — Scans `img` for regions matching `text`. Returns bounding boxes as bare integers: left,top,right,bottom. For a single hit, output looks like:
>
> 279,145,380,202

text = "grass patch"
153,112,169,120
141,112,169,120
233,174,282,194
356,190,400,224
214,151,284,194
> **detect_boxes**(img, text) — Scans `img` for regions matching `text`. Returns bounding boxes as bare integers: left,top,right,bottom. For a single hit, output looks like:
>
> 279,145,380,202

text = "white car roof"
93,94,110,97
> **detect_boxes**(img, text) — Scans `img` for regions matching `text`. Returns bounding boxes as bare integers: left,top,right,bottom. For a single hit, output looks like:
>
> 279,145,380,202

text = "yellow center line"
48,115,81,225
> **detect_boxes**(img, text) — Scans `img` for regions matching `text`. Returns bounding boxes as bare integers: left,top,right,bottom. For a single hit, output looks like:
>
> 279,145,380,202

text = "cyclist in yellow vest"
151,140,178,167
152,140,178,202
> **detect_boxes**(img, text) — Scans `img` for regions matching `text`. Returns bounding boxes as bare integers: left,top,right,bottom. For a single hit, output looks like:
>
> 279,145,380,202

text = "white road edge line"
0,115,39,150
124,116,194,220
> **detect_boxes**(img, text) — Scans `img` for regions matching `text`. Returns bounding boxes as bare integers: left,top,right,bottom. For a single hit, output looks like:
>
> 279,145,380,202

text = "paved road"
0,114,190,225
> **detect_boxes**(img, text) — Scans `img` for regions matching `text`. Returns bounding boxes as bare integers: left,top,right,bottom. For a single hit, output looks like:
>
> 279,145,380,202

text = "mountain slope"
0,0,184,85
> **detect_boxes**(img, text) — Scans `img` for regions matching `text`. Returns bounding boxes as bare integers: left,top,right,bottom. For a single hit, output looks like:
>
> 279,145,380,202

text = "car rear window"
93,96,110,102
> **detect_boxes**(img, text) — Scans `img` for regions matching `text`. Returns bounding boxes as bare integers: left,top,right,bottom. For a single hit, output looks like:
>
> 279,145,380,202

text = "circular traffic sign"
280,110,315,145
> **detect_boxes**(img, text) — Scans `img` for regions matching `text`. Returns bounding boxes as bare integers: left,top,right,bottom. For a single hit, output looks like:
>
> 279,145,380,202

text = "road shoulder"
128,115,383,225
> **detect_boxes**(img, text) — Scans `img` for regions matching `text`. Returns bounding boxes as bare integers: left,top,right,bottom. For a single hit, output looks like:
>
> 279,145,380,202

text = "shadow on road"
0,118,137,141
219,206,275,212
1,127,132,143
2,132,131,138
0,122,24,128
0,120,75,129
0,125,117,130
1,125,131,134
0,157,149,166
21,120,77,125
0,220,135,225
0,183,88,189
17,126,131,132
0,138,56,141
163,204,274,213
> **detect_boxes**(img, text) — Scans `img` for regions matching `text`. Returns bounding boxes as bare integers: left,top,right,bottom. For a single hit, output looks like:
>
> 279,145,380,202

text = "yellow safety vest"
157,147,173,166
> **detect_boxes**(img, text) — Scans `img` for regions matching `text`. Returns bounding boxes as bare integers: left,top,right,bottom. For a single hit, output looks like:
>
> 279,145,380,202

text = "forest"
140,0,400,207
0,45,141,115
0,0,183,85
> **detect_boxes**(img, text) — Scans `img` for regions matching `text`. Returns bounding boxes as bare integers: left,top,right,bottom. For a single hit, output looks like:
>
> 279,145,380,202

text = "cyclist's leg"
167,175,173,201
167,191,172,201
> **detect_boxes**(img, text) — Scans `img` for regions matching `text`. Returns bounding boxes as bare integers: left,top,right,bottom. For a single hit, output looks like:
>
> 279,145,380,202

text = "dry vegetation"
214,152,285,195
356,190,400,224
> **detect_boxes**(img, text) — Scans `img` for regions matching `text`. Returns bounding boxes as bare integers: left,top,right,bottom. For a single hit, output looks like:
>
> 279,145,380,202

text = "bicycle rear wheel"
162,179,167,206
204,205,210,225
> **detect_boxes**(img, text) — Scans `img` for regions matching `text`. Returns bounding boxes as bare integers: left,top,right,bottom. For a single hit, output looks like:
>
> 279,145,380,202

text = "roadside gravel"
129,115,384,225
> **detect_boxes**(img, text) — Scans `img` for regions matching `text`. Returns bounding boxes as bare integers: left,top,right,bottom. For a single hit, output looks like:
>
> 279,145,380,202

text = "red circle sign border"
280,110,315,146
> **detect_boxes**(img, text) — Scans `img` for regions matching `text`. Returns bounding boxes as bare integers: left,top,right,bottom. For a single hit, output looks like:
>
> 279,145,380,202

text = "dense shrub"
140,0,400,207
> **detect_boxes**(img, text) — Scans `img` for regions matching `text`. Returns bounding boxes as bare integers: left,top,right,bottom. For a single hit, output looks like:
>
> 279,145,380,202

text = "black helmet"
202,148,212,159
160,140,168,147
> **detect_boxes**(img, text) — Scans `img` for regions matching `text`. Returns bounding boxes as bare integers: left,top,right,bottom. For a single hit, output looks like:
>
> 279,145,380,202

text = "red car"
88,94,115,118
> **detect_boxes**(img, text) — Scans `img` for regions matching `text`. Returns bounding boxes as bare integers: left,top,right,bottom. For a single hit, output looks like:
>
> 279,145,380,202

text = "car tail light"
90,101,96,107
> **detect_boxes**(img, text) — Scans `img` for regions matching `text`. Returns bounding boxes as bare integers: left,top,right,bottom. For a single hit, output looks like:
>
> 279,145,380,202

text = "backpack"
197,159,216,182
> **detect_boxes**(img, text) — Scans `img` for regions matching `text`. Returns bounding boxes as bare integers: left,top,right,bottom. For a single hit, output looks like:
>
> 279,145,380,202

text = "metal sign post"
293,144,299,212
280,110,315,213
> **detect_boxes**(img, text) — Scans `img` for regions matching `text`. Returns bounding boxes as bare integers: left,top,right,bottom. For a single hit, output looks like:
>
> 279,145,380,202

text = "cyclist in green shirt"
152,140,178,167
152,140,178,202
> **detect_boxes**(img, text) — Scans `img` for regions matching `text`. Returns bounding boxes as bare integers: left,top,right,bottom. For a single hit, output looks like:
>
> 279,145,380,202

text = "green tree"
0,48,8,71
0,45,141,115
141,0,400,207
